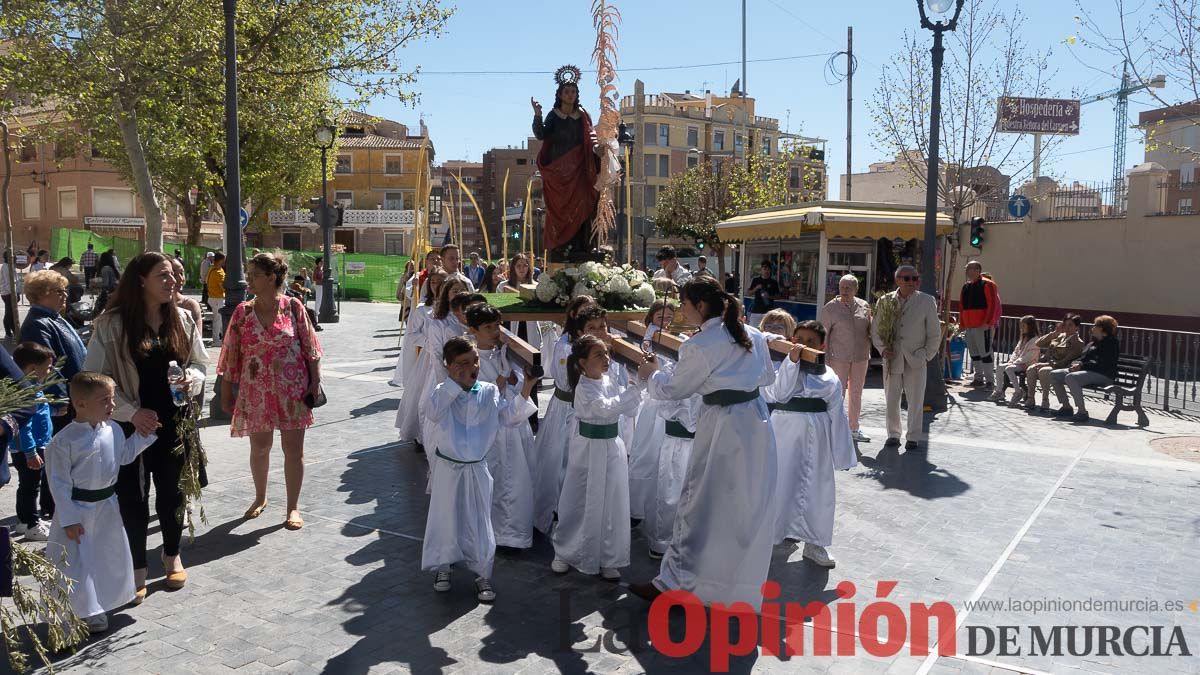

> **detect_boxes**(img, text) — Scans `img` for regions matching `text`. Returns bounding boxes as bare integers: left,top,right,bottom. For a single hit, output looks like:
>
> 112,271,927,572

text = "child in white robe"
44,373,157,633
531,295,597,534
395,270,450,443
575,306,639,463
467,303,536,549
763,320,856,568
422,337,537,603
390,269,444,387
412,280,471,449
627,302,675,523
551,335,642,581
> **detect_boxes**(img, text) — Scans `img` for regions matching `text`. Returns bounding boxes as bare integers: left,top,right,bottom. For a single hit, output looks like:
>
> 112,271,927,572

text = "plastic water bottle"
168,360,188,407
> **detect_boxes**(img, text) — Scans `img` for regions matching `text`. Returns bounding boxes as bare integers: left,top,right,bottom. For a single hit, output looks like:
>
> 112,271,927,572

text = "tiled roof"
339,135,426,149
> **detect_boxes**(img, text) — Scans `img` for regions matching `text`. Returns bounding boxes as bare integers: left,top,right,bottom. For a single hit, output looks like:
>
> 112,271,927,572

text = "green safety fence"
51,229,409,303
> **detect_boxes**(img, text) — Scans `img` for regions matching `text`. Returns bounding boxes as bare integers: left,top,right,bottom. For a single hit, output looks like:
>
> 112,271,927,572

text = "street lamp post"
220,0,245,330
617,122,635,264
917,0,965,413
314,122,338,323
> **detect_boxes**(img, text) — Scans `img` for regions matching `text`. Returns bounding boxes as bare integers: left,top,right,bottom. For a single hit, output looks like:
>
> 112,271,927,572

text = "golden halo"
554,65,582,86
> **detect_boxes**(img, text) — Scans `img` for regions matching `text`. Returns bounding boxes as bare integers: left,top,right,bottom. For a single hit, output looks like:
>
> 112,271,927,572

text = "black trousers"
115,433,185,569
11,450,53,528
2,294,15,337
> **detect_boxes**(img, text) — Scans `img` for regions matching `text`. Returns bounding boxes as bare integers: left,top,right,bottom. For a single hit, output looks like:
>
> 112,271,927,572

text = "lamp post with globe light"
314,122,338,323
917,0,965,413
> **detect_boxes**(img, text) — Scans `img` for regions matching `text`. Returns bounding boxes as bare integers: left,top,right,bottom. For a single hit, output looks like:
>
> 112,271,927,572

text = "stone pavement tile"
270,660,322,674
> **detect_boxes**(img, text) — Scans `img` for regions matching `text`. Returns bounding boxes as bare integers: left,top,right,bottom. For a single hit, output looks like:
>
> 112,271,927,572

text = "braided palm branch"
591,0,623,246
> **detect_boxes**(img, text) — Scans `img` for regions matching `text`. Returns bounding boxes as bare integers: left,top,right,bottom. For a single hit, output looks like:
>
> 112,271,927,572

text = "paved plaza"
4,301,1200,675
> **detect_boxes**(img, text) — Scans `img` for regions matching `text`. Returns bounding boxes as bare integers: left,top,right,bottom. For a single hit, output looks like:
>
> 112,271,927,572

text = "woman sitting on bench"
1048,315,1120,422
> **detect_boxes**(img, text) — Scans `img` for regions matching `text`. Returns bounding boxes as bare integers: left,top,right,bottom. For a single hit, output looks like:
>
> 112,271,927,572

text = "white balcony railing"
268,209,418,228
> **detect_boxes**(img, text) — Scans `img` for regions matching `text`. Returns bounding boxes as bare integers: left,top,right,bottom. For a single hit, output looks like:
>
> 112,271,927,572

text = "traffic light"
969,217,986,249
696,238,706,250
511,226,521,240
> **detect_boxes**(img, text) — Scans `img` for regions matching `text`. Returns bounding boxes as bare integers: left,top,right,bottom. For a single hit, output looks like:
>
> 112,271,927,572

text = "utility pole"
741,0,748,165
845,26,854,201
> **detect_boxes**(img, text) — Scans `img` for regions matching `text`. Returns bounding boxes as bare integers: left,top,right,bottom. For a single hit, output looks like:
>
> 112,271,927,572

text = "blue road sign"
1008,195,1031,219
239,207,249,229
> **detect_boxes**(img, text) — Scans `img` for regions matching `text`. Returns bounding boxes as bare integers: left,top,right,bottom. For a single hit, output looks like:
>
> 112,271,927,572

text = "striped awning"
716,202,955,242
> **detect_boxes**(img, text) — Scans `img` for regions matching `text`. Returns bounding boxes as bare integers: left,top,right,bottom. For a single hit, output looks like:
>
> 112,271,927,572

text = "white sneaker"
475,577,496,603
600,567,621,581
85,613,109,634
851,429,871,443
433,570,451,592
802,543,836,568
24,521,50,542
550,558,569,574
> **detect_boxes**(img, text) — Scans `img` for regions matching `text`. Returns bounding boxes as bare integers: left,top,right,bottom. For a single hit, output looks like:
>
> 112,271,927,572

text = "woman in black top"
1049,315,1120,421
83,252,209,602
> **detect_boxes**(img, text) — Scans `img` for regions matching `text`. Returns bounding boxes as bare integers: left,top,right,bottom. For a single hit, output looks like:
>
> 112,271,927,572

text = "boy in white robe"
551,334,642,581
466,303,536,549
763,320,856,568
44,373,156,633
626,303,674,524
422,337,537,603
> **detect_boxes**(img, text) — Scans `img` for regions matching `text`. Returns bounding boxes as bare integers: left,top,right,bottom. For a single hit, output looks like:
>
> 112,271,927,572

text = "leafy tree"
655,147,818,278
1,0,452,250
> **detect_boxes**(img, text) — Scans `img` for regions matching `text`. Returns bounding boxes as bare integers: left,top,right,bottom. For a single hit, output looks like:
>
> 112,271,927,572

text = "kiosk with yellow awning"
717,201,955,322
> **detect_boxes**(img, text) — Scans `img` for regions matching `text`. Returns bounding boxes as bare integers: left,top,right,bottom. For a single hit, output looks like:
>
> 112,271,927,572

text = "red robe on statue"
537,110,600,251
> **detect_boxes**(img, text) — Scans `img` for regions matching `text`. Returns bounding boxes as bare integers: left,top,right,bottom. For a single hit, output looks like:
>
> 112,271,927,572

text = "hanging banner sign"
997,97,1081,135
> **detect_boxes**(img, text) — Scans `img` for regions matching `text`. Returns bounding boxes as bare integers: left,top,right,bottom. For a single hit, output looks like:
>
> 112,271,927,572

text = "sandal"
243,500,268,520
284,513,304,530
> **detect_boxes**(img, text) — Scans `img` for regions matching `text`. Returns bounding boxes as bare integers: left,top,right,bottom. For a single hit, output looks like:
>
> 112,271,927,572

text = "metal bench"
1086,355,1152,427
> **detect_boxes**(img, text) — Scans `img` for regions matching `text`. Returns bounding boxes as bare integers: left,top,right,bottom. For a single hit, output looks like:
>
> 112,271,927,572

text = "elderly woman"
20,270,88,430
83,252,208,601
819,274,873,443
218,253,322,530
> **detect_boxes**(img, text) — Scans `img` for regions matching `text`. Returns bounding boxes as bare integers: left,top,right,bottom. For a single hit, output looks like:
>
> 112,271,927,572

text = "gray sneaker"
474,577,496,603
85,613,109,634
802,543,836,568
433,570,451,592
851,429,871,443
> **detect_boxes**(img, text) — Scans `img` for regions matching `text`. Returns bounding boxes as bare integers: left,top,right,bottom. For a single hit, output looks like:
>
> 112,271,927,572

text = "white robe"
478,345,537,548
391,303,430,386
44,421,156,619
552,372,642,574
421,378,536,579
394,307,440,440
763,358,856,546
628,325,675,520
648,318,778,611
416,315,467,444
531,334,575,534
641,385,700,555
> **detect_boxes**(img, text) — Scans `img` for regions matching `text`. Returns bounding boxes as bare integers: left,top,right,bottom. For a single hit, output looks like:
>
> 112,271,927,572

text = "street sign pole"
1033,133,1042,181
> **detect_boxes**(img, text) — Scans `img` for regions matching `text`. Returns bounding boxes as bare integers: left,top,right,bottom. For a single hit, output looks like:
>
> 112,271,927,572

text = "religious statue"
532,65,603,263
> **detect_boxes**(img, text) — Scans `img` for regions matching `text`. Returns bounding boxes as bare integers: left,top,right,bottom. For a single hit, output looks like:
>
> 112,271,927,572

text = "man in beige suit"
871,266,941,450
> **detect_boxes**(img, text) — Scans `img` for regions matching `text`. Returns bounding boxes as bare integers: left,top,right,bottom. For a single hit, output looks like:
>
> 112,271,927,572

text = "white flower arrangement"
530,262,661,310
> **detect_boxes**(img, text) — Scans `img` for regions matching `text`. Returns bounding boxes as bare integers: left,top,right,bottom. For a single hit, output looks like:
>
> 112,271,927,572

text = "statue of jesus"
531,66,602,263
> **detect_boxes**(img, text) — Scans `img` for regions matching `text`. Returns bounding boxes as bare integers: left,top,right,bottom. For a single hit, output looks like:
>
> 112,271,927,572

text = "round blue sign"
1008,195,1031,219
239,207,249,229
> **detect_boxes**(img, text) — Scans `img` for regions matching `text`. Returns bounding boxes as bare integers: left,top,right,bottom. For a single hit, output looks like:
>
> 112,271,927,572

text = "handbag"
290,298,326,408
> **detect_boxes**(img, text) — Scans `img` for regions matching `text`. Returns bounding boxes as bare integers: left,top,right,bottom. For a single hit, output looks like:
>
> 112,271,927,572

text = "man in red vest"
959,261,1001,387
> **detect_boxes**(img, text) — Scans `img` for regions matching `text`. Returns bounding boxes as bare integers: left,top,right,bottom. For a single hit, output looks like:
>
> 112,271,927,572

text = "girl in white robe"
389,271,435,386
422,337,537,603
531,295,597,534
410,279,469,448
641,379,700,559
394,270,448,440
44,376,157,632
764,321,856,566
631,277,778,612
551,335,642,580
627,302,675,521
467,304,537,549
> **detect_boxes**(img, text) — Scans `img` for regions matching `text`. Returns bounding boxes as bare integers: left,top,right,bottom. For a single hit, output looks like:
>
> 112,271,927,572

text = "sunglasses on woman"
899,275,920,281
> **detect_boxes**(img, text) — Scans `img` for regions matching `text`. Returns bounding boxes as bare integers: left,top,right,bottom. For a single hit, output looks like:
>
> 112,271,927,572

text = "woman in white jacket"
990,315,1041,406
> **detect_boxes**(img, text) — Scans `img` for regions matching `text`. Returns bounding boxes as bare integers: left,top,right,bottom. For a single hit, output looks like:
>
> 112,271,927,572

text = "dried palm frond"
173,397,208,540
591,0,623,246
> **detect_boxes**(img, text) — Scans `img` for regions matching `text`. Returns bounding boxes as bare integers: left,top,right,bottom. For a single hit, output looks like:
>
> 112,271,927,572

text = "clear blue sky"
362,0,1171,186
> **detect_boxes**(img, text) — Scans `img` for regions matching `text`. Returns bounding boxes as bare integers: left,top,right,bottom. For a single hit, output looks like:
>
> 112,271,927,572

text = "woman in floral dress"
218,253,322,530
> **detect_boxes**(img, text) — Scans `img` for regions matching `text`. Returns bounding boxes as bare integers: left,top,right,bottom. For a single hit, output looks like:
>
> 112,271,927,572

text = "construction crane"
1081,62,1166,190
